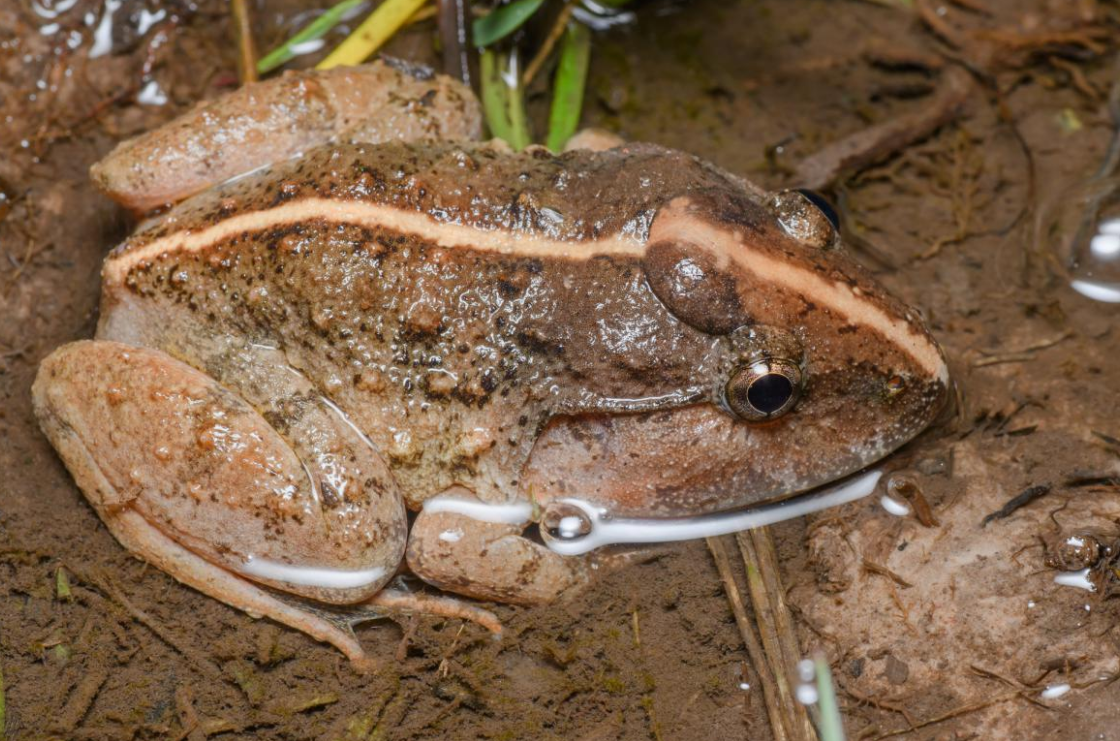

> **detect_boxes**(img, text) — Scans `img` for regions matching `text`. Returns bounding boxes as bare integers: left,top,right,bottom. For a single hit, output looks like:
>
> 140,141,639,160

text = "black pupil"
747,373,793,415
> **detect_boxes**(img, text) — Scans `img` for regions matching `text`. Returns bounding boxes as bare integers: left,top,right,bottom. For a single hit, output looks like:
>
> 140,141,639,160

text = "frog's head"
525,189,950,517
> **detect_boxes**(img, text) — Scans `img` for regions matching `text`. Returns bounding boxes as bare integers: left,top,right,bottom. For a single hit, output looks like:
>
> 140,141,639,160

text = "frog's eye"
725,358,803,421
795,189,840,230
767,189,840,250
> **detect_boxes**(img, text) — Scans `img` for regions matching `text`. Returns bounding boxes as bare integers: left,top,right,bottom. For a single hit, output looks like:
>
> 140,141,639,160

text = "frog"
32,60,949,669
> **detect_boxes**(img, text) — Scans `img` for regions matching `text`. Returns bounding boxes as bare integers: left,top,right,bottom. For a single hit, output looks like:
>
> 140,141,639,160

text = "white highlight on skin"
879,495,911,517
439,528,464,543
1054,568,1095,592
1040,684,1071,700
542,470,882,556
105,195,944,379
423,496,533,525
240,556,386,590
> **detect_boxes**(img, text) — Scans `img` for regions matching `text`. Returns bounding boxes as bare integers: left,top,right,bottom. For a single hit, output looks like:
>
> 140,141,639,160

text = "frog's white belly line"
105,196,945,381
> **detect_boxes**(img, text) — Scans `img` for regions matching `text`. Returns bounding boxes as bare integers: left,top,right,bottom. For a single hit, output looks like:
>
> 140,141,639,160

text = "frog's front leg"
33,340,410,667
406,488,592,604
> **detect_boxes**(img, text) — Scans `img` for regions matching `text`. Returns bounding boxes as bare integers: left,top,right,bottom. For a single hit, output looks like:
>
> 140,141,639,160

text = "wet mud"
2,0,1119,739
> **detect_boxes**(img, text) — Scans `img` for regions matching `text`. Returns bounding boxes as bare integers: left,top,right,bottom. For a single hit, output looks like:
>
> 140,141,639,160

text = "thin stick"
437,0,474,86
872,689,1024,739
522,0,578,87
82,579,222,679
707,536,791,741
230,0,258,83
739,530,816,741
794,66,972,189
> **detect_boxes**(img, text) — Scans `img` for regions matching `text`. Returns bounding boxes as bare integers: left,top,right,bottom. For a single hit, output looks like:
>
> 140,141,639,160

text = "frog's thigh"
406,490,589,605
33,340,405,665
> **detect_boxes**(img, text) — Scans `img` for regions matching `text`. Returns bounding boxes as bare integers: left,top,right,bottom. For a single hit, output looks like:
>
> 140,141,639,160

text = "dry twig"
707,536,791,741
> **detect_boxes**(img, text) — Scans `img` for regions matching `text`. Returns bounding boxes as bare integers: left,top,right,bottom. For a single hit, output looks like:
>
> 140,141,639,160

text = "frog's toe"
406,488,592,605
33,340,409,663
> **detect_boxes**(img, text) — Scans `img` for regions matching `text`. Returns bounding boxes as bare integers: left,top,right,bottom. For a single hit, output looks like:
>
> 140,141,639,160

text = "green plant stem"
472,0,545,47
545,21,590,152
816,655,846,741
258,0,367,74
481,48,530,150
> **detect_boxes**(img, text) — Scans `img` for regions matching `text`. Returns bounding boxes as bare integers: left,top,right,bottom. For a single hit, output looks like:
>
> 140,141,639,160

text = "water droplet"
796,683,819,704
1044,177,1120,303
1040,683,1071,700
1053,567,1095,592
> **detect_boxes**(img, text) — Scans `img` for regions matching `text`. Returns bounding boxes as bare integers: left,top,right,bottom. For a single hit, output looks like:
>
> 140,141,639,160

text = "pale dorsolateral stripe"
105,197,946,380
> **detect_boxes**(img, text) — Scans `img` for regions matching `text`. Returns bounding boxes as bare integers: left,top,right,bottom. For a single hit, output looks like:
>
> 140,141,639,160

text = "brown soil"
2,1,1119,739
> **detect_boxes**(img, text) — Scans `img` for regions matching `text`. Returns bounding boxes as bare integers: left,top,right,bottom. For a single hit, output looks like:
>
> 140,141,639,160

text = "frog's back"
97,142,742,505
106,140,764,270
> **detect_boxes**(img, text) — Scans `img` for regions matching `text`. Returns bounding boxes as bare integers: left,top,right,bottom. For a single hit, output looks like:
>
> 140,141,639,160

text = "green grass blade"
480,48,530,150
546,21,590,152
257,0,367,74
815,655,846,741
472,0,546,48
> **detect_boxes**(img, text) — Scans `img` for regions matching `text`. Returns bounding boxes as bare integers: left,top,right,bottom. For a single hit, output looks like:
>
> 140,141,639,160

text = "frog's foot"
405,489,593,605
362,589,503,635
32,340,408,669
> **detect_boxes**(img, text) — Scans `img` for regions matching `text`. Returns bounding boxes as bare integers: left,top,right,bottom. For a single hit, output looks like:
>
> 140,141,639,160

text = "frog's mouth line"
423,470,882,557
538,469,883,556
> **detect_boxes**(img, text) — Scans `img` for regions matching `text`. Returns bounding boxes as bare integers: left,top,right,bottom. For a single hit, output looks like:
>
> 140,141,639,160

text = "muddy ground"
3,0,1120,739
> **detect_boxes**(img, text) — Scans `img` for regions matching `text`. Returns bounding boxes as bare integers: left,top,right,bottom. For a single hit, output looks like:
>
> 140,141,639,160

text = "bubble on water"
796,683,819,705
1054,568,1095,592
1044,177,1120,304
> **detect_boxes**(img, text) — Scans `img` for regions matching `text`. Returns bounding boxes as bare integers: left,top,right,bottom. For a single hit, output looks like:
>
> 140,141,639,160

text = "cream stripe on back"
106,196,946,381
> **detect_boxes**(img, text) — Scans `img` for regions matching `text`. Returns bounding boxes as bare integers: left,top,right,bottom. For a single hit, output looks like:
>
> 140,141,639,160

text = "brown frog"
32,61,949,668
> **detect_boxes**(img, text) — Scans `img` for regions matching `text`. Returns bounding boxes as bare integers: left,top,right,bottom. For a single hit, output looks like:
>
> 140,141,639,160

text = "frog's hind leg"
405,488,594,605
33,340,409,669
